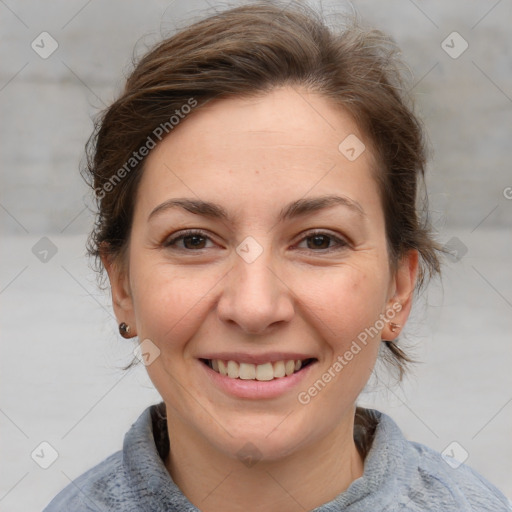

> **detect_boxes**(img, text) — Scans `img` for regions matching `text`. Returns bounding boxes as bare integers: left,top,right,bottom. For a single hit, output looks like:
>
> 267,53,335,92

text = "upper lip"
198,352,317,365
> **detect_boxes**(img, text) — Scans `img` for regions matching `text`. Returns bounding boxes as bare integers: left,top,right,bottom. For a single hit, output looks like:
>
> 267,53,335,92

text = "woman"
43,2,510,511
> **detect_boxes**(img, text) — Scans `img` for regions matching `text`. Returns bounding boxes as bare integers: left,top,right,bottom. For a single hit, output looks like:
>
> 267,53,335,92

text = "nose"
216,242,295,335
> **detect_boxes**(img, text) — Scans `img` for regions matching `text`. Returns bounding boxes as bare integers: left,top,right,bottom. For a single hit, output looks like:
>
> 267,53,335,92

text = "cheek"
290,266,388,416
129,258,221,351
296,264,388,389
303,264,389,342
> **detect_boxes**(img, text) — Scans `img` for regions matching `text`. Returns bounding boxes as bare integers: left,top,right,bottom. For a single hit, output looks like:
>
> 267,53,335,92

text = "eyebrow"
148,194,366,223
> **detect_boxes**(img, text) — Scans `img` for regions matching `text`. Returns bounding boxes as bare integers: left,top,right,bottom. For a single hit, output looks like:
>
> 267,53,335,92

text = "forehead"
137,87,380,219
157,87,365,159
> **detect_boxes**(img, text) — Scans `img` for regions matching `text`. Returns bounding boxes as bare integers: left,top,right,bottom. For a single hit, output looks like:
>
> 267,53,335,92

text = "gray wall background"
1,1,511,510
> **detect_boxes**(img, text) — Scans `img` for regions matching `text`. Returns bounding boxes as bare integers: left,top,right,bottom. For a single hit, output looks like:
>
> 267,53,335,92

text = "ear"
382,249,419,340
100,248,137,337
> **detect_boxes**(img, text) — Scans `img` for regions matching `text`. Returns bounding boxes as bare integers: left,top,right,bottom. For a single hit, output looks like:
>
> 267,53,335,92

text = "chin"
207,413,318,464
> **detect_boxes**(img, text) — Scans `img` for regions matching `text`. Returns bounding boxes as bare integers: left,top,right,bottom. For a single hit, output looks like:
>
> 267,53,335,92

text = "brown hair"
83,1,443,379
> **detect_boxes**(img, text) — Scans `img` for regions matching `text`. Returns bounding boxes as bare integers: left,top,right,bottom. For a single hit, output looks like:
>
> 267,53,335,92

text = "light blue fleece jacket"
43,402,511,511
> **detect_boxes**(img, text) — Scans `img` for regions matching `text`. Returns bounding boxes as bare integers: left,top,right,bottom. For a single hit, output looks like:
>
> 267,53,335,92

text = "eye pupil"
185,235,206,249
308,235,329,249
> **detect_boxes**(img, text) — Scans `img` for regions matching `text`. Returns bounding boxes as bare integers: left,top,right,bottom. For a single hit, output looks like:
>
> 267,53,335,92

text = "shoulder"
42,449,137,512
369,409,511,511
408,440,511,511
42,403,171,512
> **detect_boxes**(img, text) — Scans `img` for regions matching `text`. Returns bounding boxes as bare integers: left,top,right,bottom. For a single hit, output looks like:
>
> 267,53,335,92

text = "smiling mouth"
200,358,317,381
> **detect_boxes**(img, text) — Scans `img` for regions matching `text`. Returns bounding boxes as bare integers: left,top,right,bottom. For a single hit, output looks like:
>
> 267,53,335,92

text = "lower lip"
199,360,316,399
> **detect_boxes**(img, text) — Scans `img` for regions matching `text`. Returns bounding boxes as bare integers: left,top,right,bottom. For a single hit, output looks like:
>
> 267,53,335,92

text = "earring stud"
389,322,402,333
119,322,131,338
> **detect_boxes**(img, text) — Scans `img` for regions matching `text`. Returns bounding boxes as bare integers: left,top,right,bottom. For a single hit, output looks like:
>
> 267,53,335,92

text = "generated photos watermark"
297,301,402,405
95,97,198,200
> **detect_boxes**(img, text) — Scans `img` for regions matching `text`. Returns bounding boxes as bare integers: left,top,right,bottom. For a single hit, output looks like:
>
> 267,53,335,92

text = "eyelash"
163,229,349,253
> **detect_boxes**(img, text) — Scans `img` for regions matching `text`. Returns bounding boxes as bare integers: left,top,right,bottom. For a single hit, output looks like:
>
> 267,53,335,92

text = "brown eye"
182,234,207,249
164,230,213,250
297,231,348,252
307,234,331,250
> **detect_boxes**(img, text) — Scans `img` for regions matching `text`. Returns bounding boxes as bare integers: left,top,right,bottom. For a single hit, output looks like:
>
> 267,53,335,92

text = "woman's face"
106,86,417,461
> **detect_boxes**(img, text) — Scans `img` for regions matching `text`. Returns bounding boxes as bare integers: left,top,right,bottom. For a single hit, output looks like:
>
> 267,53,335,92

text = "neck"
164,408,364,512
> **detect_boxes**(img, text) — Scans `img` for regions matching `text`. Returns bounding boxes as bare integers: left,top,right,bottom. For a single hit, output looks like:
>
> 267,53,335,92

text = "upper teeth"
210,359,304,381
